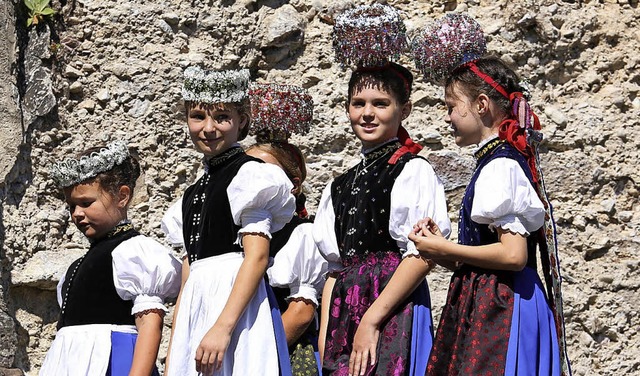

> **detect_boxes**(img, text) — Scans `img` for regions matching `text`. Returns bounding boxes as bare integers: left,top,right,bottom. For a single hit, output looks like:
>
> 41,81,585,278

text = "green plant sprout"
25,0,55,27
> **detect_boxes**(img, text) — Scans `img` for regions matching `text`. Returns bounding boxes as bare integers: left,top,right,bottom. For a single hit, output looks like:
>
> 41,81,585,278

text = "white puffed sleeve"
112,235,182,315
267,223,328,307
390,158,452,258
160,197,184,249
227,161,296,245
312,182,343,272
471,158,545,236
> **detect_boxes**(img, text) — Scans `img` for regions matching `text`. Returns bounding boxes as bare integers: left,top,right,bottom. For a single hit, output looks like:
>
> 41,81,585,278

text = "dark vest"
459,140,539,269
182,147,264,263
58,224,138,329
331,141,420,259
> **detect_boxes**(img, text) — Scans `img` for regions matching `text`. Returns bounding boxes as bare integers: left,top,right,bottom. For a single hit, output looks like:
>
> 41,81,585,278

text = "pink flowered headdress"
248,83,313,142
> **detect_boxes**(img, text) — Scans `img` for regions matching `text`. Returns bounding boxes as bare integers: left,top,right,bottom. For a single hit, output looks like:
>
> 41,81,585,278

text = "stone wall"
0,0,639,374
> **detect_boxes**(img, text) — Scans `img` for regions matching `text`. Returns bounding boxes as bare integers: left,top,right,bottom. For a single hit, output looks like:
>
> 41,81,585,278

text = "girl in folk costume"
247,83,327,375
41,141,182,376
409,13,571,376
313,5,451,376
164,67,296,376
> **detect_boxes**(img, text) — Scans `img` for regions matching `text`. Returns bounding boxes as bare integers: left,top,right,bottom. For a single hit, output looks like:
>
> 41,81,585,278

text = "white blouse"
313,158,452,272
160,160,296,248
472,157,545,236
267,223,328,307
56,235,182,315
228,161,296,244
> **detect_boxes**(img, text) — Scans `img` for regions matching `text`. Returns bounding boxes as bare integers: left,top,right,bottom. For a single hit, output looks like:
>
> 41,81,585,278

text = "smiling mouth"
360,123,377,129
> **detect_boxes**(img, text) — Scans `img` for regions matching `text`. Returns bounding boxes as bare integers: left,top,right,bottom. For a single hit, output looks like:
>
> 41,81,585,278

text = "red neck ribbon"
389,125,423,165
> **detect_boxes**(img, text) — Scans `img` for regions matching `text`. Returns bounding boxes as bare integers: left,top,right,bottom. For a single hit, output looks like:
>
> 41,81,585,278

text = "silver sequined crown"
50,141,130,188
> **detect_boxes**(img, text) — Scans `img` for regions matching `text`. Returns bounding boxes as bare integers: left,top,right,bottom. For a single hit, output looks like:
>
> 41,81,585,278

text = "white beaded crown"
50,140,130,188
182,66,250,104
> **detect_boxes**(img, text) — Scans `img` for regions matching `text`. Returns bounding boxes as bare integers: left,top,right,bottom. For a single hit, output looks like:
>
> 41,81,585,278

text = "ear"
290,177,302,196
117,185,131,209
401,101,413,120
238,112,249,133
476,94,490,115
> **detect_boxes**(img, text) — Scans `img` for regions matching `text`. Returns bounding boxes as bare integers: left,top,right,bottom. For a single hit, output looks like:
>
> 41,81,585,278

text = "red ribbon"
389,126,423,164
497,92,542,182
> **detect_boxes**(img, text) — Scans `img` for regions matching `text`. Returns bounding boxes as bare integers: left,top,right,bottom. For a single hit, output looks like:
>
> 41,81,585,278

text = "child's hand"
409,217,446,258
349,316,380,376
195,323,232,375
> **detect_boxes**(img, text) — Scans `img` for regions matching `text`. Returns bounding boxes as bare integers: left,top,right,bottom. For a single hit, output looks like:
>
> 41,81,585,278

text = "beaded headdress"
333,4,408,68
410,12,486,83
248,83,313,142
182,66,250,104
50,140,130,188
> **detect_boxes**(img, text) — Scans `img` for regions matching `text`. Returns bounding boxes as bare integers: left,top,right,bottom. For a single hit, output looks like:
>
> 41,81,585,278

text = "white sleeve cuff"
401,242,420,258
490,214,529,236
288,284,319,307
131,294,168,315
235,209,273,246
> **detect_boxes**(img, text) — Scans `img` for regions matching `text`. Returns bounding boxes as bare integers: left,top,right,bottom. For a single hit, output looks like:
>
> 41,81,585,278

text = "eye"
350,99,364,108
189,112,205,121
215,114,230,122
374,100,389,108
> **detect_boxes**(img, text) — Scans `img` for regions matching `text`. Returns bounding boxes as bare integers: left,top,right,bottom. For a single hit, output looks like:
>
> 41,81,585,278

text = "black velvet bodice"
182,147,263,263
331,141,419,259
58,224,138,330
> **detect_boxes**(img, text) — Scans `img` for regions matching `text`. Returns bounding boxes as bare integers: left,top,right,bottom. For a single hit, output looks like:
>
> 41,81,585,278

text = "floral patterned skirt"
323,251,433,376
427,266,560,376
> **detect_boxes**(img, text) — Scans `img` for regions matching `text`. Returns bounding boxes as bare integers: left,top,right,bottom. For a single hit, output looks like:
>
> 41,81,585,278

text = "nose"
363,103,375,119
71,206,84,220
444,112,451,123
203,117,217,133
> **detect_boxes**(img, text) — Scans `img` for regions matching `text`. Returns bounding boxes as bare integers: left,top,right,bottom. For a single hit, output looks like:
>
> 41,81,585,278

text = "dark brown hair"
445,57,523,115
246,141,306,196
347,62,414,104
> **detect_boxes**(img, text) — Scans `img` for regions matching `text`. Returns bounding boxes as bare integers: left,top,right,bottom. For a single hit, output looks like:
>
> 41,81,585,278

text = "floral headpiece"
410,12,486,83
248,83,313,142
50,140,130,188
182,66,250,104
333,4,408,68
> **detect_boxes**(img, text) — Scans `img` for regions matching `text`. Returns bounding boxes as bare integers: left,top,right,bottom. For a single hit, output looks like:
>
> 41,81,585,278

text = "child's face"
63,180,127,240
187,103,247,157
444,84,485,147
347,86,408,149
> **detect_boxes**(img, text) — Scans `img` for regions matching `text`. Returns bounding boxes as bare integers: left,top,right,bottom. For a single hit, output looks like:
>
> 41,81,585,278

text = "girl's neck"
476,133,500,149
361,137,399,156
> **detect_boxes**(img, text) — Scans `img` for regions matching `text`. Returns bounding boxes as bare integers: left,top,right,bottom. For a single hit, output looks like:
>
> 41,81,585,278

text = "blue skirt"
107,331,160,376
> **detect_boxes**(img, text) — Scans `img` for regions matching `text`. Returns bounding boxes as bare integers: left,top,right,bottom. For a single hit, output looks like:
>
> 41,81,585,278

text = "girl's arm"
349,256,433,376
409,219,528,271
129,311,164,376
318,274,336,365
281,300,316,346
195,233,270,375
164,257,190,375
